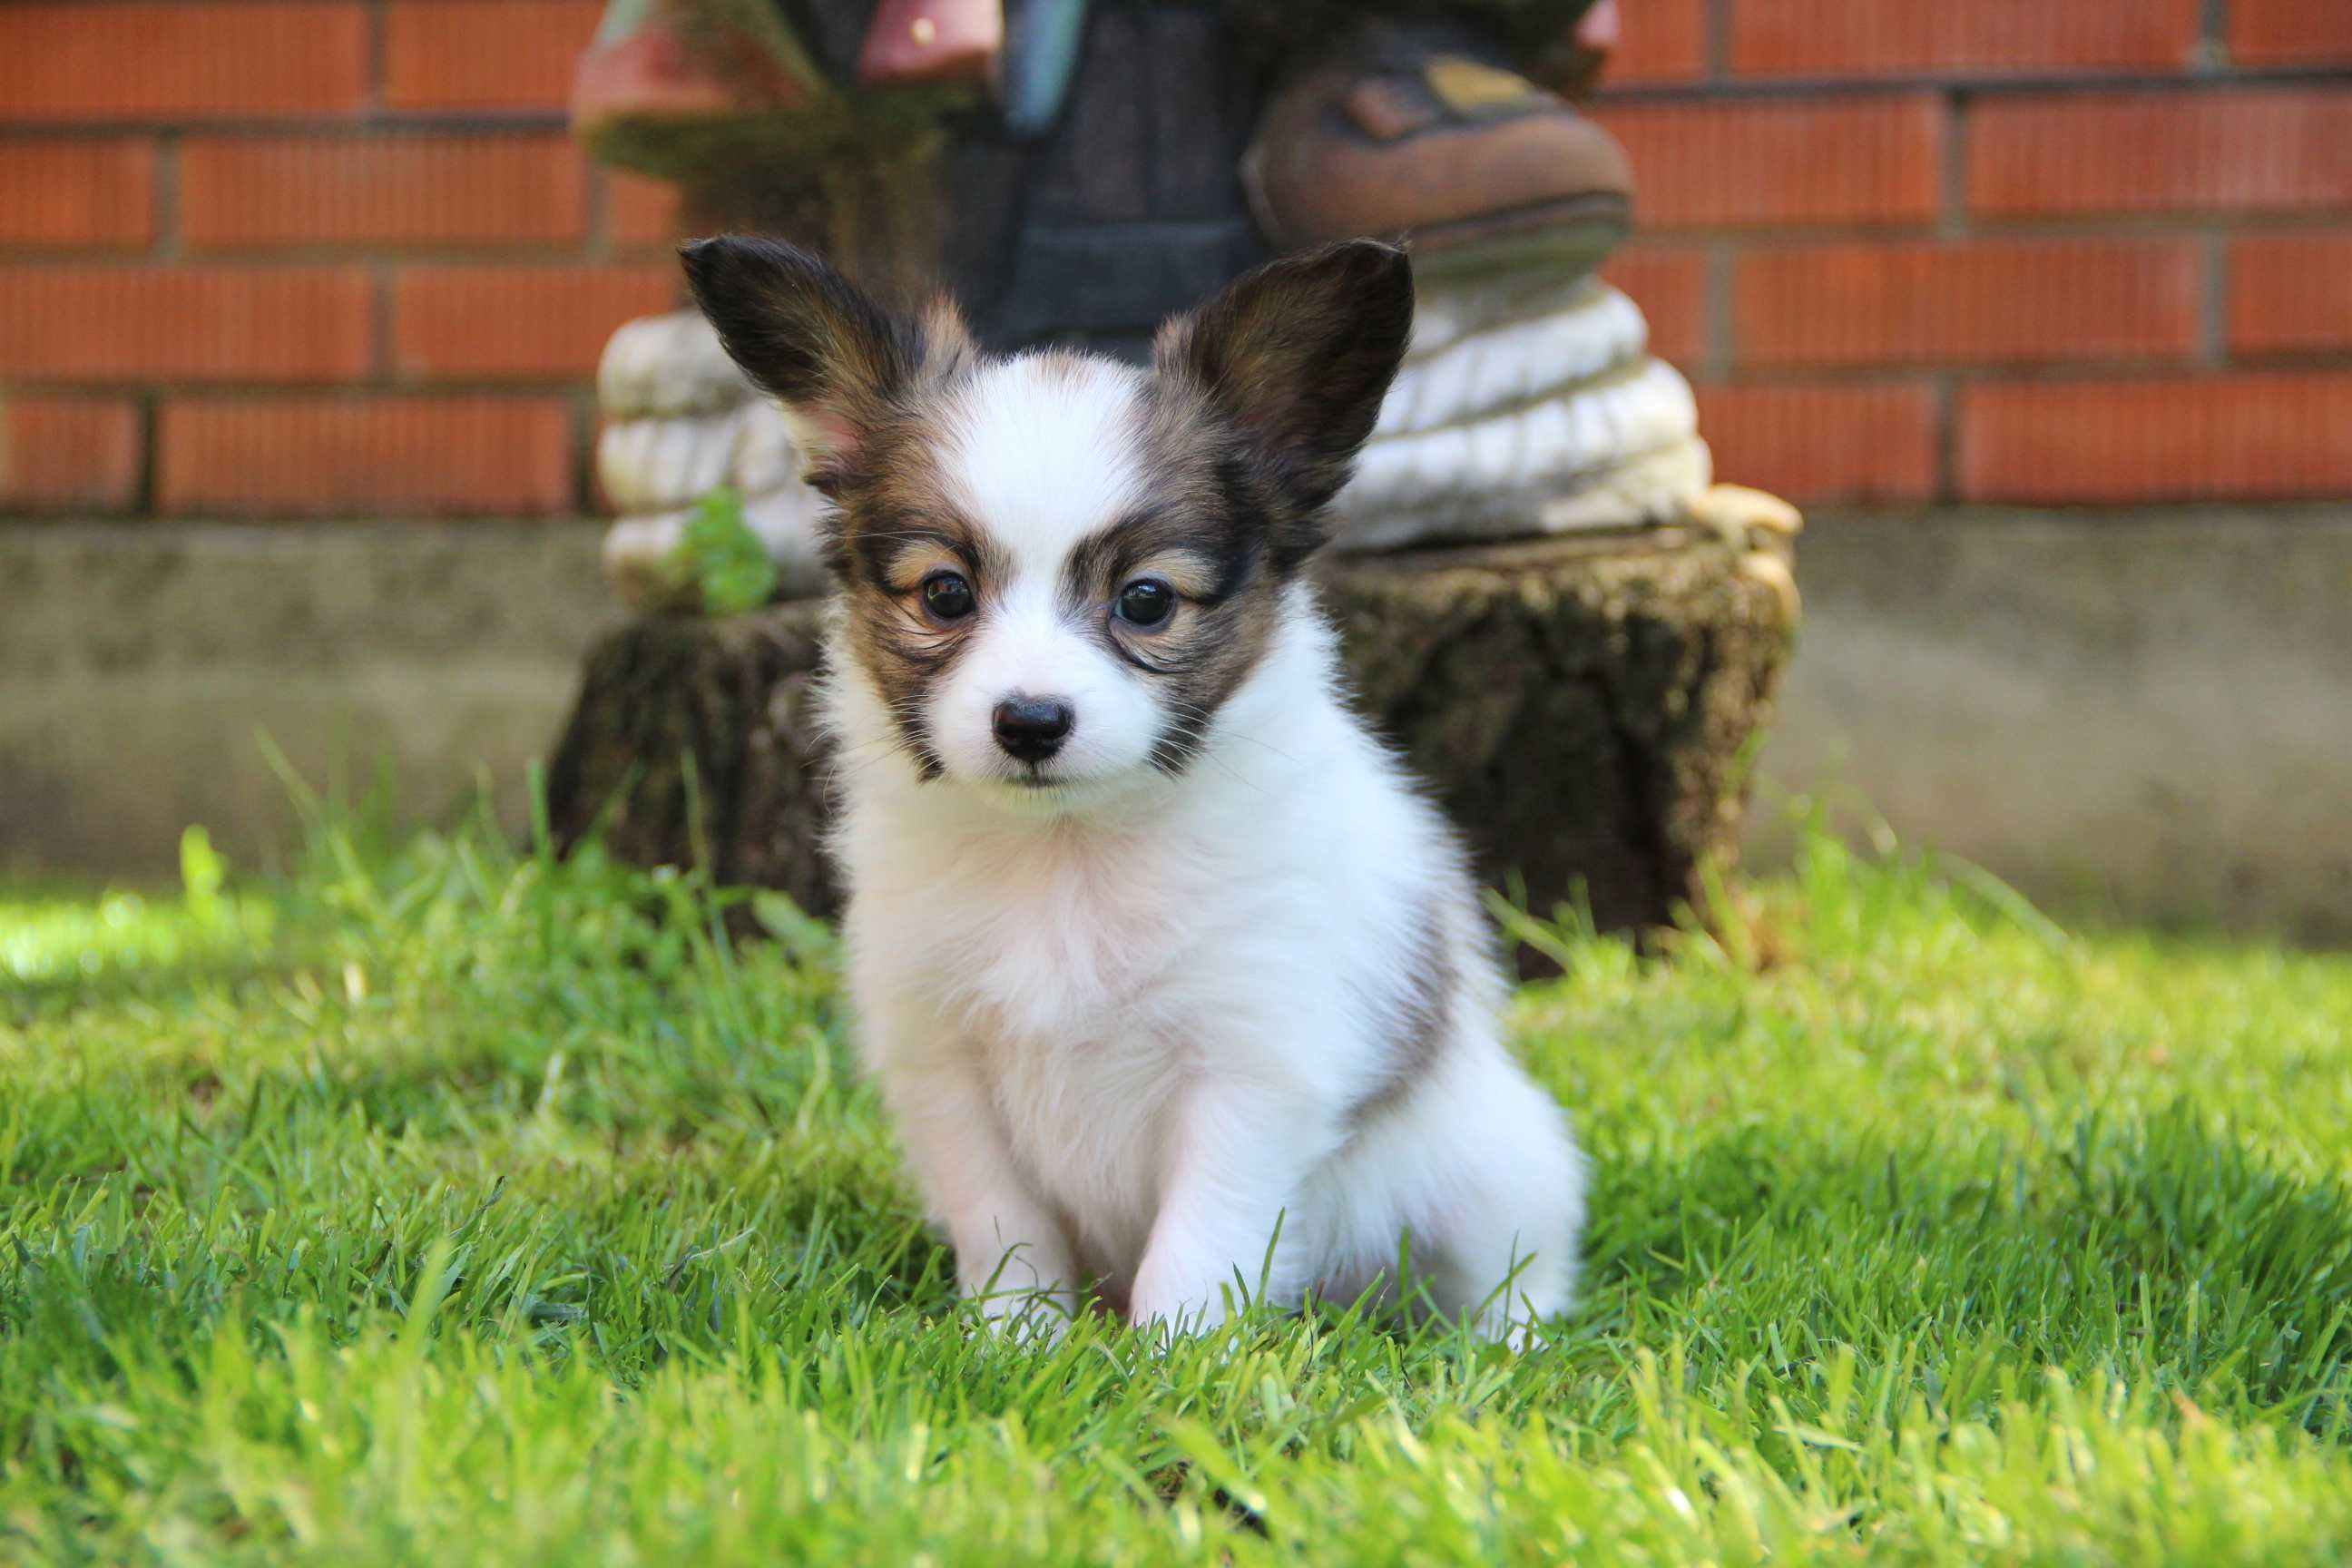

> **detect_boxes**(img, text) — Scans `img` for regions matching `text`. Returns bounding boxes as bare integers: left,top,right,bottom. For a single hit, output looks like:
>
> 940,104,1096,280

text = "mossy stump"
546,527,1795,944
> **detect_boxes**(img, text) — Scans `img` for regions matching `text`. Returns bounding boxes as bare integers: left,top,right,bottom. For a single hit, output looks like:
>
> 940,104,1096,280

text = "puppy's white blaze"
938,354,1151,565
916,354,1170,787
931,573,1160,784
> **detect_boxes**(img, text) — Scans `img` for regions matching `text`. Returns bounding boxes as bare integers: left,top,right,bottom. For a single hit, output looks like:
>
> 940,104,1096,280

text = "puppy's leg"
1129,1077,1337,1336
867,1010,1079,1333
1414,1055,1587,1348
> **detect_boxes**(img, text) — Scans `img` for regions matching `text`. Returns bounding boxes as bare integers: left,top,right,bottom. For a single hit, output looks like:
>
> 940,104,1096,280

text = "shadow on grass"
5,949,295,1024
1581,1110,2352,1433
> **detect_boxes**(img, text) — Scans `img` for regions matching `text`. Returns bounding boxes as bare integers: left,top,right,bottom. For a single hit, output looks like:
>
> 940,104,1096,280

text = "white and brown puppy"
681,235,1585,1344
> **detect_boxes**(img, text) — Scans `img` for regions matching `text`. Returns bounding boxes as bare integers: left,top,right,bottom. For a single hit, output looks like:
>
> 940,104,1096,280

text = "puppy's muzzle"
992,695,1075,764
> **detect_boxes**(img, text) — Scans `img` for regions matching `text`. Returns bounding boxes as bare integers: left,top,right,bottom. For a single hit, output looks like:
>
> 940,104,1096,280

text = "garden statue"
554,0,1802,947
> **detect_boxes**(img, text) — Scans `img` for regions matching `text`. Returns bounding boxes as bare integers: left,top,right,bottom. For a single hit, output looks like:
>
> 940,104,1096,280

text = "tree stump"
545,527,1794,944
1324,528,1792,940
546,599,840,919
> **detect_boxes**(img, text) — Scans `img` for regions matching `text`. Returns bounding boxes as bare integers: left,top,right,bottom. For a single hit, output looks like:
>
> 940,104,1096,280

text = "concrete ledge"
0,523,619,878
1749,506,2352,943
5,509,2347,941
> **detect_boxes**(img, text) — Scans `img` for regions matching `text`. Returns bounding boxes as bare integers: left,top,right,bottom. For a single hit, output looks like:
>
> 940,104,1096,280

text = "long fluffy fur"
685,236,1587,1341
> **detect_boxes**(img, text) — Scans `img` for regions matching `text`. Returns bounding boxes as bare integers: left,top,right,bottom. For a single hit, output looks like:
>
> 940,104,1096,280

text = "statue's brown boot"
1240,19,1632,281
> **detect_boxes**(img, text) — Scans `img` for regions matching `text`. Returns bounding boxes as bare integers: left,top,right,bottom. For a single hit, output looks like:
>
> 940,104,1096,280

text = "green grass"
4,815,2350,1564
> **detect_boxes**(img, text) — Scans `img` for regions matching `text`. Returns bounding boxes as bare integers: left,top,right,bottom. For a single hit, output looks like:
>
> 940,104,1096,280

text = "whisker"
1154,698,1299,768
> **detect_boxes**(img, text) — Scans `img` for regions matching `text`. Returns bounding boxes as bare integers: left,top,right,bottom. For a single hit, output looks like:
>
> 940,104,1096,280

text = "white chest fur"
844,807,1228,1275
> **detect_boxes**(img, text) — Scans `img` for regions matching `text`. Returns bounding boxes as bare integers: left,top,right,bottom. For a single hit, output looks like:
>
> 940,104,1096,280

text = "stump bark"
546,527,1794,942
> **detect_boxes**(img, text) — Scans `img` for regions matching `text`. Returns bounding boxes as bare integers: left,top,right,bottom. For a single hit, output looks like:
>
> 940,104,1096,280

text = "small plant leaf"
671,485,779,617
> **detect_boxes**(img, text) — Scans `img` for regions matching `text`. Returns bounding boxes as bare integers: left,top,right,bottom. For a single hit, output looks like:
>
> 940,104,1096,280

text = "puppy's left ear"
1155,240,1413,532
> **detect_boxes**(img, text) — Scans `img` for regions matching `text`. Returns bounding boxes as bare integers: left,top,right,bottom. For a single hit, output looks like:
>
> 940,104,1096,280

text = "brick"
0,141,158,250
1594,97,1944,230
393,265,678,379
1611,0,1708,84
607,172,687,250
181,133,587,250
1958,375,2352,502
2230,234,2352,356
0,397,143,512
1602,248,1708,367
1970,88,2352,219
158,397,576,516
385,0,606,112
0,4,367,122
1729,0,2199,77
1695,382,1939,504
2230,0,2352,67
1735,240,2200,368
0,268,373,382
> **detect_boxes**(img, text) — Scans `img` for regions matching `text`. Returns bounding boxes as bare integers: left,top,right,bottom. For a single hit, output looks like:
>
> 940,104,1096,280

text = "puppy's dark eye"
922,572,975,622
1115,578,1175,629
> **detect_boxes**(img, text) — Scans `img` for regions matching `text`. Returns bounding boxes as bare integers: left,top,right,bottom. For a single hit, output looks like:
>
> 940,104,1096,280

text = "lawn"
4,813,2349,1564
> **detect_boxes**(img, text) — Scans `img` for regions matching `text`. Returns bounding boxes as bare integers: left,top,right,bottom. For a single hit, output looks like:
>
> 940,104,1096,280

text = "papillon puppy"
682,235,1585,1343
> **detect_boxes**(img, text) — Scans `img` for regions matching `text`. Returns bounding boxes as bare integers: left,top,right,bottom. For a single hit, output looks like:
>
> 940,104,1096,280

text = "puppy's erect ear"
679,235,972,486
1155,240,1414,528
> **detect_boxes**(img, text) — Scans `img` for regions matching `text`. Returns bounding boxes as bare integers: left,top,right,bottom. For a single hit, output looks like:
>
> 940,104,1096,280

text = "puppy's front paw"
1128,1267,1233,1343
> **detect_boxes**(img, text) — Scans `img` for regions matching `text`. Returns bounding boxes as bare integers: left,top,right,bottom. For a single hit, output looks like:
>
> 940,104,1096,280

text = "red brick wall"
1595,0,2352,505
0,0,685,517
4,1,2347,516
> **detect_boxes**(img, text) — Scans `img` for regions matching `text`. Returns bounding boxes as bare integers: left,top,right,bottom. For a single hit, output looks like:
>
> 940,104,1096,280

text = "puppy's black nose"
991,695,1074,764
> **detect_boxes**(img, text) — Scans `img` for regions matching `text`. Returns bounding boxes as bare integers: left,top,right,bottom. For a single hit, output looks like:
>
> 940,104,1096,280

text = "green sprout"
671,485,779,616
